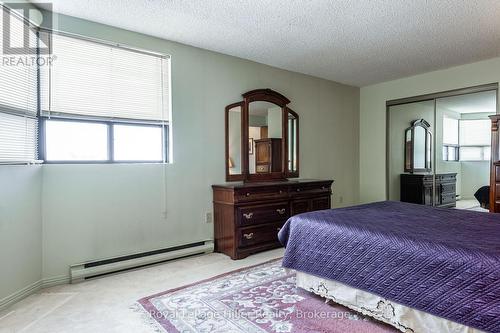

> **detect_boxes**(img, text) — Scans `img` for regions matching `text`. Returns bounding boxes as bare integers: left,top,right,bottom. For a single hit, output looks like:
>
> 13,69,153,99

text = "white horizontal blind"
0,5,39,163
0,6,37,116
40,32,170,123
0,113,38,162
460,119,490,146
442,116,459,145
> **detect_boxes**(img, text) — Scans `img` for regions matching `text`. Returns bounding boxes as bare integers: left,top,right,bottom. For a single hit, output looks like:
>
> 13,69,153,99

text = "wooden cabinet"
212,179,334,259
400,173,457,208
254,138,282,173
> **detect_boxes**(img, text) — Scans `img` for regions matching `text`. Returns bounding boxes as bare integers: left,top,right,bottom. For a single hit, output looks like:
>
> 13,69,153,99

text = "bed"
278,201,500,333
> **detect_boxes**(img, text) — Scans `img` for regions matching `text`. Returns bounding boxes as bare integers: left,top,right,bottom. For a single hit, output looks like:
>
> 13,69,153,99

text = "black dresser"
400,173,457,208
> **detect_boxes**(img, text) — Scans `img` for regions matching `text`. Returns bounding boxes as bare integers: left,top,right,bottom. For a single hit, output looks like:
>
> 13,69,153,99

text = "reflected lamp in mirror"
404,119,432,173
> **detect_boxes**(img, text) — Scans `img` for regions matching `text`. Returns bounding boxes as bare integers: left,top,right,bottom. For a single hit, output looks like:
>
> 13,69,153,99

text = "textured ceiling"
31,0,500,86
437,91,497,114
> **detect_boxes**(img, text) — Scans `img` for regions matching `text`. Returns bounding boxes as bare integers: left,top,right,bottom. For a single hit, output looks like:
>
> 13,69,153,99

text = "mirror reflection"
288,111,298,174
413,126,426,169
228,106,242,175
248,101,283,174
404,119,432,173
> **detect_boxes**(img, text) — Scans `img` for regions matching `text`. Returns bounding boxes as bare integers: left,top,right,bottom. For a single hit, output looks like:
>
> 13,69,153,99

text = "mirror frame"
404,119,432,173
224,89,300,182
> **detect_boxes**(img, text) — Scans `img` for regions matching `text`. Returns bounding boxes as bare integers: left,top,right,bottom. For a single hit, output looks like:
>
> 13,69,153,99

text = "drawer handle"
296,188,301,192
246,192,251,197
276,208,286,215
321,186,326,190
279,190,283,194
243,233,254,239
243,212,254,219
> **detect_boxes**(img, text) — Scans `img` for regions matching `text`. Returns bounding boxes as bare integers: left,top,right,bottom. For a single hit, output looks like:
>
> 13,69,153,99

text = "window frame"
39,116,169,164
442,144,459,162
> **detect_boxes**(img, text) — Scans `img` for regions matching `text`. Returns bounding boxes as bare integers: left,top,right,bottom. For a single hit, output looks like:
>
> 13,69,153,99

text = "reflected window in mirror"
248,101,283,174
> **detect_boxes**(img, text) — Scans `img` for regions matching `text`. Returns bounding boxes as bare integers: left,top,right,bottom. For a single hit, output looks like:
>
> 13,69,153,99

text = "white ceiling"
31,0,500,87
437,90,497,114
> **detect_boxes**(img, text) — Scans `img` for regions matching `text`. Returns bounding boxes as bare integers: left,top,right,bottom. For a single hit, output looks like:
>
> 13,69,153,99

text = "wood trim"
490,115,500,212
242,89,290,106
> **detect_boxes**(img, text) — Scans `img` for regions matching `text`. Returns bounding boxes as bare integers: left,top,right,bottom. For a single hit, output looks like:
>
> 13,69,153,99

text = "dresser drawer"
291,183,331,196
436,174,456,183
441,193,456,205
256,165,269,173
237,202,289,226
235,186,288,203
440,183,456,194
312,196,331,210
238,222,284,248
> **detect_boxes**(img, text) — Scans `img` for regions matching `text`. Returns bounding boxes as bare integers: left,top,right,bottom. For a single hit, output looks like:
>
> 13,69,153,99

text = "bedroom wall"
40,13,360,280
0,166,42,305
360,57,500,203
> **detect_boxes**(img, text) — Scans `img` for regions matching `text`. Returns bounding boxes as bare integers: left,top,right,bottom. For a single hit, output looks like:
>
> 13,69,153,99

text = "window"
113,124,165,162
39,32,171,163
442,116,459,161
459,119,491,161
0,6,38,163
44,120,108,161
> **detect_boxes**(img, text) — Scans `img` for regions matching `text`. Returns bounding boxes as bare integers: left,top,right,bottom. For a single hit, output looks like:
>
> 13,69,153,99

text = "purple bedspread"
278,201,500,332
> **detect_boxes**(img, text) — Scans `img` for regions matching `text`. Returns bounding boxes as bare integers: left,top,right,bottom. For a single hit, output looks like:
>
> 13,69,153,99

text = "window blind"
460,119,490,146
442,116,459,145
0,5,39,163
40,32,170,123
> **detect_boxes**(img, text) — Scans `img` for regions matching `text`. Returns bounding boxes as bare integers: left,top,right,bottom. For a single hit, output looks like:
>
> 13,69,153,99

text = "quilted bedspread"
278,201,500,332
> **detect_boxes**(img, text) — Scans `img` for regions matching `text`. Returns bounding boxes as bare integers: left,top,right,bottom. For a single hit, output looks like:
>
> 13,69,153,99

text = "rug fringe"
130,302,166,333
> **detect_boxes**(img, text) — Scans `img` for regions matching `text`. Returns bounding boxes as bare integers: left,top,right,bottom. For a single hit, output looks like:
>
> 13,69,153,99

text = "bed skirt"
295,271,483,333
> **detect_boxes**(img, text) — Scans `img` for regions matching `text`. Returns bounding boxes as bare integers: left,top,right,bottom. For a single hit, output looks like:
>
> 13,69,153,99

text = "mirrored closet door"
387,85,497,210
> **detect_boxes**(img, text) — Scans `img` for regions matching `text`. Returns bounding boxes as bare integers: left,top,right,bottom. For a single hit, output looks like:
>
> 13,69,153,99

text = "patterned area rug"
136,259,397,333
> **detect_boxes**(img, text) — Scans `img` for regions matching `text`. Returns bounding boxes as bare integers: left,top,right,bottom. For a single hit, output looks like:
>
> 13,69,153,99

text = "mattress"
278,201,500,332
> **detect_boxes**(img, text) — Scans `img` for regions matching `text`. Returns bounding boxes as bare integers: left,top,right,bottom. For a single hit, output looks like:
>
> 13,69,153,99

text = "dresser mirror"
287,110,299,177
248,101,284,175
225,89,299,182
404,119,432,173
226,103,244,178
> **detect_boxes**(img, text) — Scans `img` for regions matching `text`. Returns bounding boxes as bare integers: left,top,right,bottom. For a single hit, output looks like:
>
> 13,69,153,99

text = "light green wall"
0,166,42,304
36,13,360,280
360,57,500,203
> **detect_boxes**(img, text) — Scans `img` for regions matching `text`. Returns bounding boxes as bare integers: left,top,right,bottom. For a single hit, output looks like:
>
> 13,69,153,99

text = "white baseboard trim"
0,280,42,313
41,275,70,288
0,276,70,313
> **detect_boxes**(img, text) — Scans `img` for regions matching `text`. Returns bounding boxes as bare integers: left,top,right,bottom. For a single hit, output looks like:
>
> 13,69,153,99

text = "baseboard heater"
69,240,214,283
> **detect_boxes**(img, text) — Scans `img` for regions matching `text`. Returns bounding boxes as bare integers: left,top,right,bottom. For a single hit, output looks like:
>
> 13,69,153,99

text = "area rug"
135,258,397,333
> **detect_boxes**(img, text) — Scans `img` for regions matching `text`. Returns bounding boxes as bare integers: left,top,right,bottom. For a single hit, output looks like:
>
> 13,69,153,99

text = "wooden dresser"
212,179,334,259
400,173,457,208
254,138,282,173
